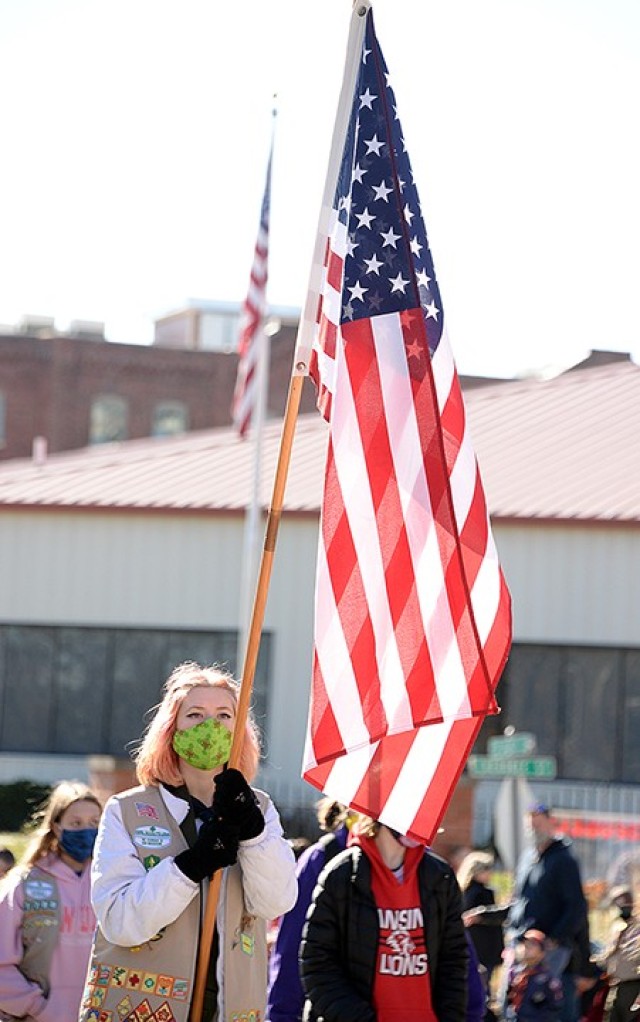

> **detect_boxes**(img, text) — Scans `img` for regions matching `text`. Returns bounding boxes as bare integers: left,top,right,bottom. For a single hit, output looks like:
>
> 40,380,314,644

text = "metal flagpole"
236,101,277,668
236,321,271,669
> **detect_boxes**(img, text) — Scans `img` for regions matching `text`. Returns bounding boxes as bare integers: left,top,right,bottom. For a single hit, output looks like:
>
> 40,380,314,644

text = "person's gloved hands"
174,817,240,883
213,768,265,841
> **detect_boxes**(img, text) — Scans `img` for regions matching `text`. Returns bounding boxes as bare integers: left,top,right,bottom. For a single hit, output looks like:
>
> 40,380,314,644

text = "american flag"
231,146,272,438
298,3,512,844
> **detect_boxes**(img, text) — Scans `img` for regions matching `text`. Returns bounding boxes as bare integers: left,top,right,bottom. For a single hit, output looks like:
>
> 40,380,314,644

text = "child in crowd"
506,929,564,1022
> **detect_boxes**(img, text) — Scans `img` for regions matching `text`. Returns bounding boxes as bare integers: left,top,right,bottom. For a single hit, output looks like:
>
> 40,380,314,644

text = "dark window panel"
110,630,172,758
500,645,563,756
561,649,620,781
0,627,56,752
622,650,640,782
52,629,110,754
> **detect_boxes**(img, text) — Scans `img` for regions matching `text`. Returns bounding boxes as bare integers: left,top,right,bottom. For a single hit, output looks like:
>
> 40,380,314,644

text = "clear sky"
0,0,638,378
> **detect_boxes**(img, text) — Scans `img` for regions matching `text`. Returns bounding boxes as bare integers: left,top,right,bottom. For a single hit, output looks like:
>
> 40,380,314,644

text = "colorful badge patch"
116,994,132,1019
24,879,55,900
135,802,160,821
143,855,161,871
153,1003,176,1021
132,826,172,850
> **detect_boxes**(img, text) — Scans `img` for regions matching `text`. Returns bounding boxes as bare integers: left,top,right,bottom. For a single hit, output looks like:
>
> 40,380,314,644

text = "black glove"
213,768,265,841
174,817,240,883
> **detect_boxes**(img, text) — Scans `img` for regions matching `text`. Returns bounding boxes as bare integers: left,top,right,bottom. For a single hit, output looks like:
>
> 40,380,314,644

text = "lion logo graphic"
386,929,415,955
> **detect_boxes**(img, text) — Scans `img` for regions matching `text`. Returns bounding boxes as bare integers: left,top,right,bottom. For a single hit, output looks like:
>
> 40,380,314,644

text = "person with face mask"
600,887,640,1022
0,780,102,1021
79,661,296,1022
300,815,468,1022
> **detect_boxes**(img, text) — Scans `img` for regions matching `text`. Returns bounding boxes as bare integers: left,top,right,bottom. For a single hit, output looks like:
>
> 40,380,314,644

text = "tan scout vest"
19,866,61,997
79,785,269,1022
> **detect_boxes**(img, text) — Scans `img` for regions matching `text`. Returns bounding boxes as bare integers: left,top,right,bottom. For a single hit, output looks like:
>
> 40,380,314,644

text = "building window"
152,401,189,438
0,623,270,758
89,395,128,444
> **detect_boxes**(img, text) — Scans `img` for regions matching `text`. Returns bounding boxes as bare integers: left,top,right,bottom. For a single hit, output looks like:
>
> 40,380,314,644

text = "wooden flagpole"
190,371,305,1022
193,4,370,1012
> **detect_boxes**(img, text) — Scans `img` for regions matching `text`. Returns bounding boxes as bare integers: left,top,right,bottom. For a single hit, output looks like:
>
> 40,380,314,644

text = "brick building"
0,305,318,461
0,300,514,462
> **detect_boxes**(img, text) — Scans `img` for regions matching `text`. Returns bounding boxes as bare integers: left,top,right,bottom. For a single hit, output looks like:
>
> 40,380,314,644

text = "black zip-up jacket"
300,845,468,1022
508,837,587,945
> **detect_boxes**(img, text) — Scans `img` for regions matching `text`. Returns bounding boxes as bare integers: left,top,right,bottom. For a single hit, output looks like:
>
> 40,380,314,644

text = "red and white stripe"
232,195,269,438
303,199,511,846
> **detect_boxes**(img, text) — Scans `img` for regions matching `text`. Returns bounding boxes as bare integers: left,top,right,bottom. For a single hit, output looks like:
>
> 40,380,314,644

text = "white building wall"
495,523,640,646
0,511,638,804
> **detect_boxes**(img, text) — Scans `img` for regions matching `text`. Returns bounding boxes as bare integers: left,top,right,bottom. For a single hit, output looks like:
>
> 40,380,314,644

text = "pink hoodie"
0,852,95,1022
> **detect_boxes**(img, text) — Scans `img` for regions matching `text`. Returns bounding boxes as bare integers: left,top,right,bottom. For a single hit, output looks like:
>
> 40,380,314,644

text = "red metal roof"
0,360,637,523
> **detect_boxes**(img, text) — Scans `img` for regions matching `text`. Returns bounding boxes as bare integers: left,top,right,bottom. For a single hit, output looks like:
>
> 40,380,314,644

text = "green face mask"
172,716,233,771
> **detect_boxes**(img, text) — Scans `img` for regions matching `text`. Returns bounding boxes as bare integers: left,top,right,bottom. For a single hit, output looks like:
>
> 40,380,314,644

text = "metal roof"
0,359,638,523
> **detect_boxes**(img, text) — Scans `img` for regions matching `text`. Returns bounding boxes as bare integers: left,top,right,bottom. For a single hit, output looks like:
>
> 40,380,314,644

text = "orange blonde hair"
134,662,261,786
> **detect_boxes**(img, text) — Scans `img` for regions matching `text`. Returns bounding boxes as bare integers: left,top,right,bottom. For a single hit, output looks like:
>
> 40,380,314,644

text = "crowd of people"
0,668,637,1022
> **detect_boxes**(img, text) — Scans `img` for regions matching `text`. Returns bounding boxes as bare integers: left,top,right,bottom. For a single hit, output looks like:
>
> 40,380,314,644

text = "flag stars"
424,300,440,320
410,237,423,257
380,225,401,248
363,253,384,275
348,280,369,303
403,204,415,225
355,207,375,230
372,180,393,202
359,87,377,110
416,268,431,289
352,163,366,183
390,272,410,294
345,234,359,257
405,336,423,362
364,134,385,156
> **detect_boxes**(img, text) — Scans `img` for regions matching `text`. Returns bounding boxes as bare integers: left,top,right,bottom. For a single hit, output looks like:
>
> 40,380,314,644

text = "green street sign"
487,732,536,758
467,754,557,779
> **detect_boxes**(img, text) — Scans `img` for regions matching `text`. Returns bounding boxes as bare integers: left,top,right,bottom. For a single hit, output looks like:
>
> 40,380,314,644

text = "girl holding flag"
79,661,296,1022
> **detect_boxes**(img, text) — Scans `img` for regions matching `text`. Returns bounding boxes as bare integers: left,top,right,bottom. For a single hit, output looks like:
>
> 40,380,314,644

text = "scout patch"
135,802,160,821
24,878,55,901
143,855,161,871
132,826,172,850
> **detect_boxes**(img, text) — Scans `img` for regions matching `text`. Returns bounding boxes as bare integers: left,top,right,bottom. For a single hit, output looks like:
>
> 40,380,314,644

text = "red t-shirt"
355,834,438,1022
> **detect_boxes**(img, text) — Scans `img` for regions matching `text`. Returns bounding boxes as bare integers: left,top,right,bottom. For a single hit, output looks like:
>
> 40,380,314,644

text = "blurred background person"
599,886,640,1022
0,780,102,1022
267,798,350,1022
459,850,505,986
504,929,563,1022
0,847,16,880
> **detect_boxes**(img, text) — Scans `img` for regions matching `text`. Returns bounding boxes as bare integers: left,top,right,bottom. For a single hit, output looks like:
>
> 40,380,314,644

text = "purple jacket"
267,826,348,1022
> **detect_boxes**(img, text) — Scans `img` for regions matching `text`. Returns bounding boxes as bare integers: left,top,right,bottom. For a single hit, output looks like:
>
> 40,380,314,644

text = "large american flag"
231,146,272,438
298,3,512,844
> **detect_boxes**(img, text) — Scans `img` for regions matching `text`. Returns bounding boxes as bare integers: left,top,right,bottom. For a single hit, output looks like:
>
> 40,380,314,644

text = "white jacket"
91,784,297,948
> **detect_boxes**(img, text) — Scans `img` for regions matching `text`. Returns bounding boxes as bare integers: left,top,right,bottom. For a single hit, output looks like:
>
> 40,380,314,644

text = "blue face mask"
59,827,99,863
